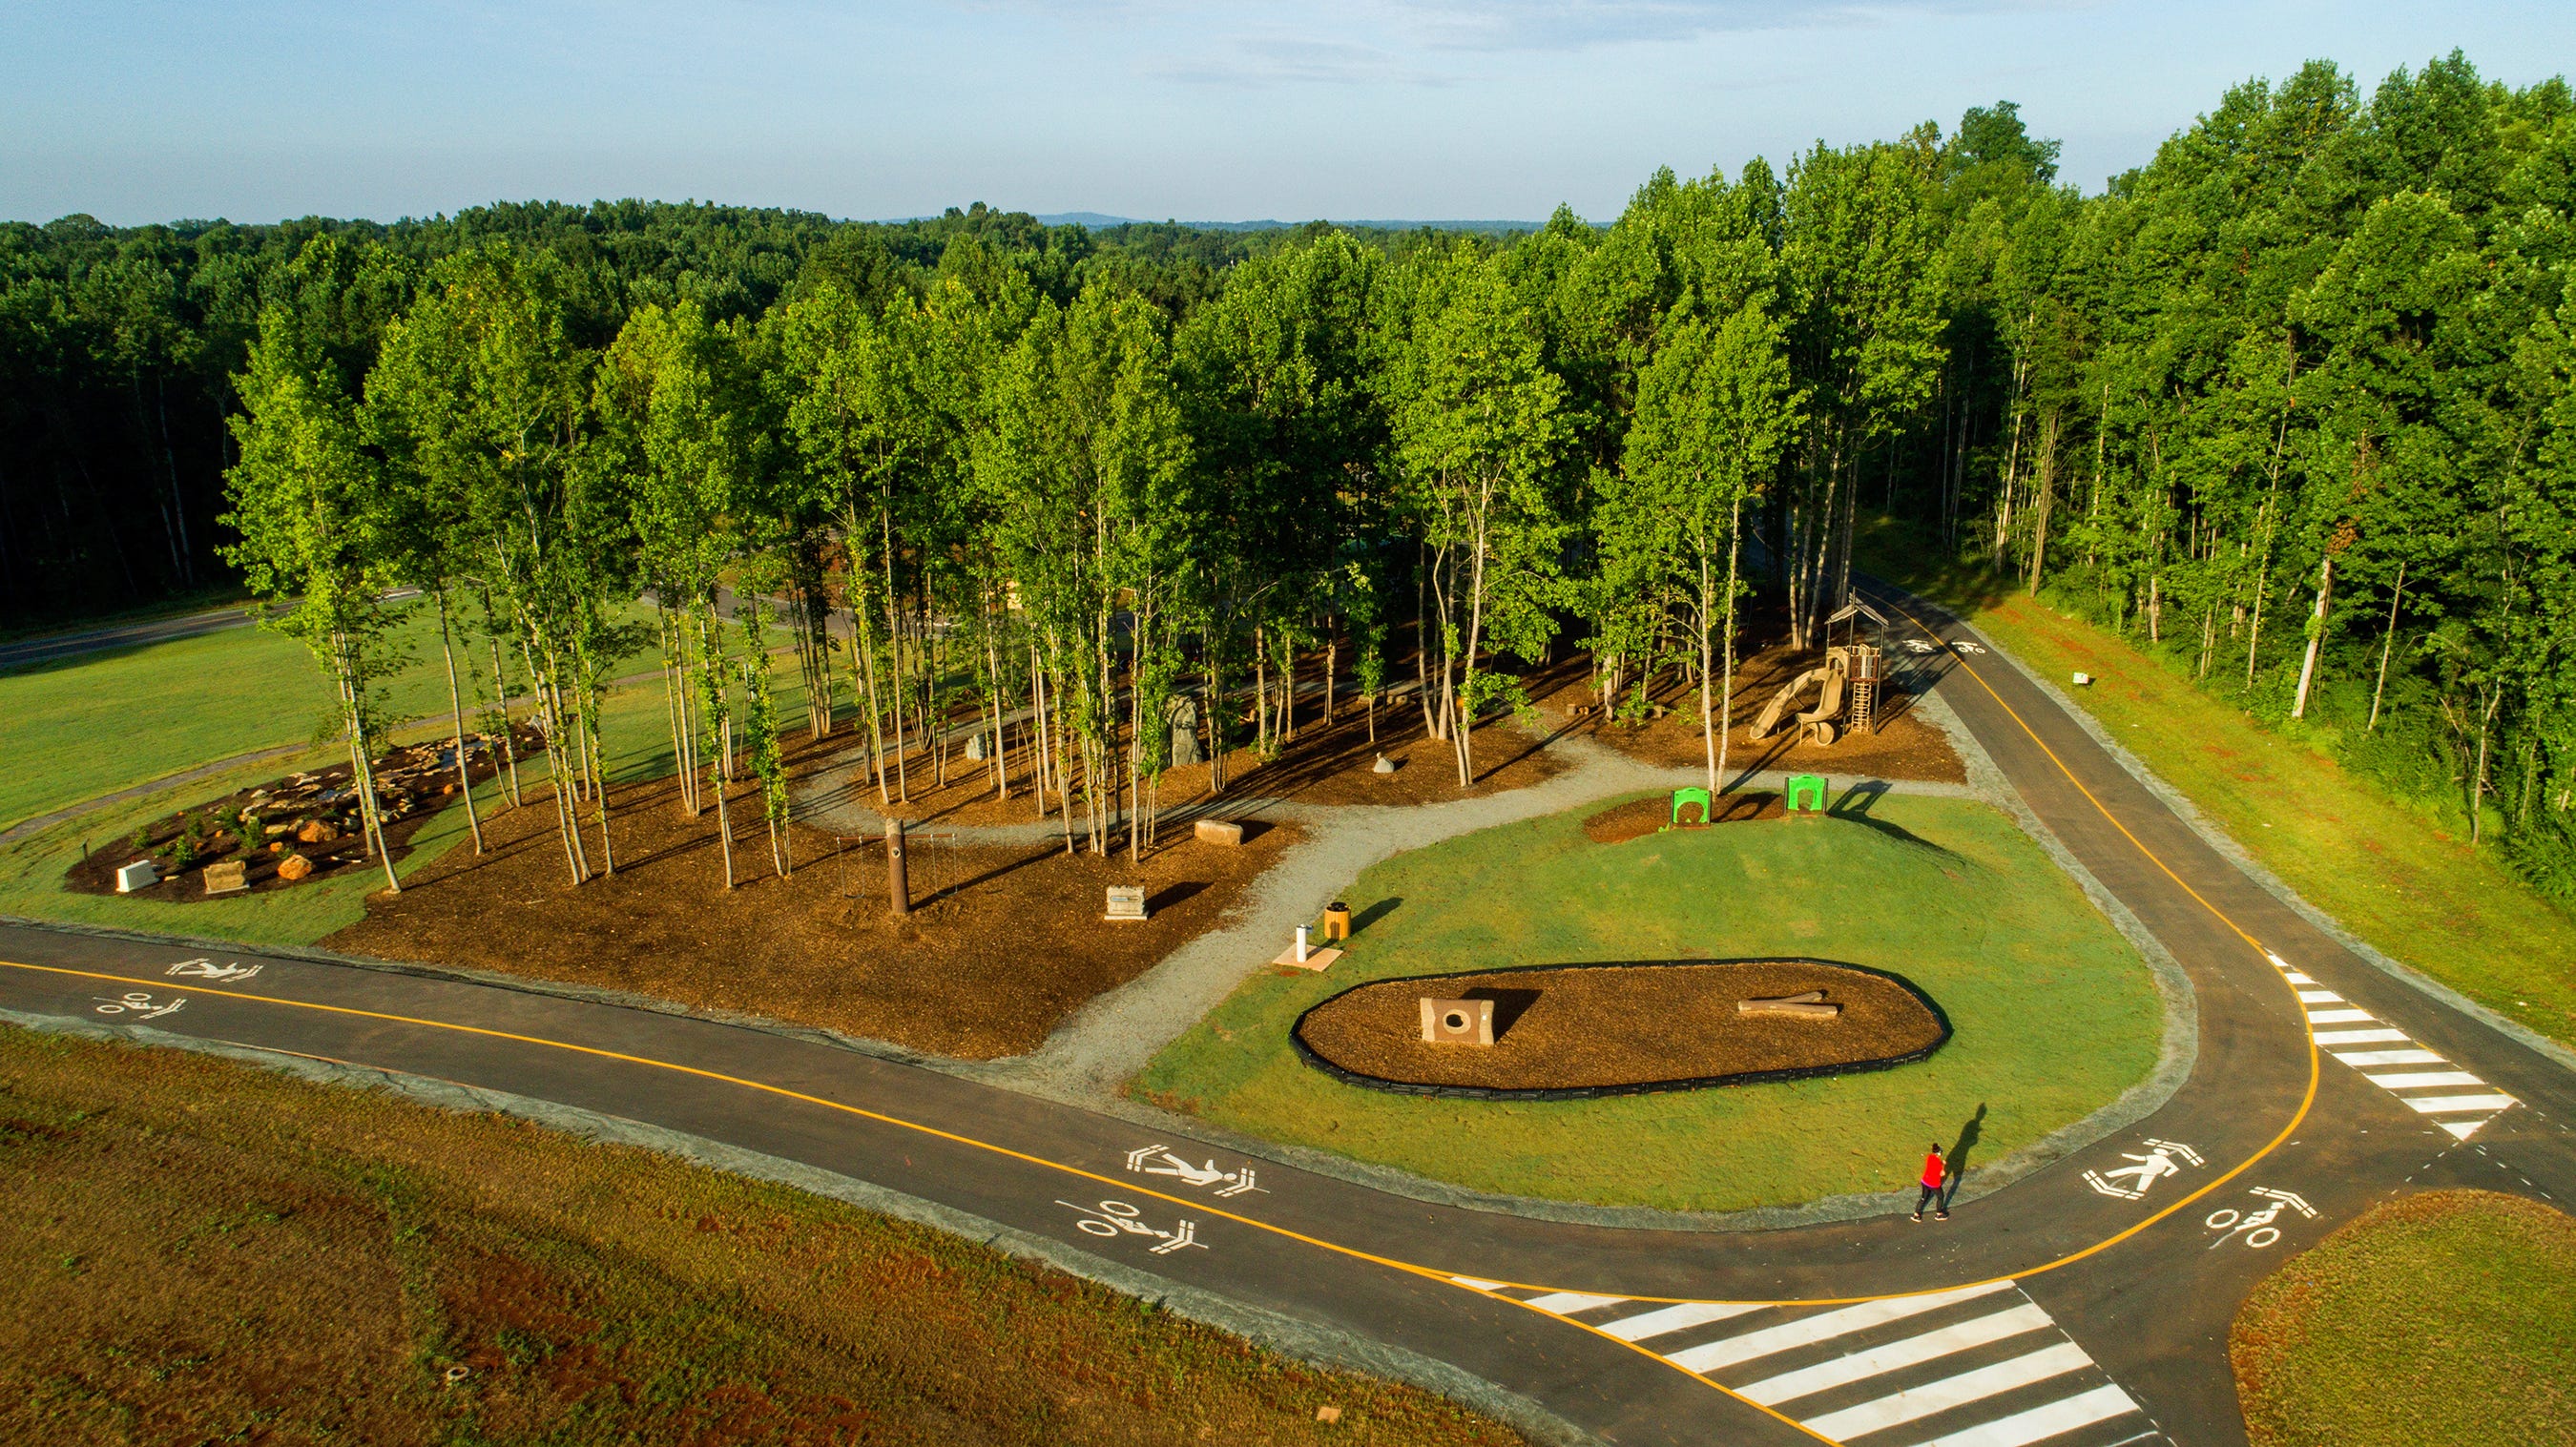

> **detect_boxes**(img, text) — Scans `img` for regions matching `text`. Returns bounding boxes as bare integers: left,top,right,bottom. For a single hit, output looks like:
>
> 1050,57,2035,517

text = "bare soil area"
326,737,1298,1060
1294,960,1947,1095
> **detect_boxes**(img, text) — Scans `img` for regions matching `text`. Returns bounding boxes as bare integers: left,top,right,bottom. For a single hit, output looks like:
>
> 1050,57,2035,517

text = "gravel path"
943,728,1978,1102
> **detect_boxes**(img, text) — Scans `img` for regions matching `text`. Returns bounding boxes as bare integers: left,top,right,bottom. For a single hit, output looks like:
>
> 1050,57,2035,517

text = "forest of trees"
10,52,2574,898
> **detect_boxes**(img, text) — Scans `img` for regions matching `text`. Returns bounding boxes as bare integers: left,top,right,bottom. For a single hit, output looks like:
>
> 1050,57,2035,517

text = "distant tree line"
21,52,2576,895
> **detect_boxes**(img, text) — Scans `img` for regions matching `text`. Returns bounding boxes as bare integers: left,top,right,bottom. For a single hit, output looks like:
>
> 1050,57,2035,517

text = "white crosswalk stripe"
1489,1281,2163,1445
2270,954,2517,1141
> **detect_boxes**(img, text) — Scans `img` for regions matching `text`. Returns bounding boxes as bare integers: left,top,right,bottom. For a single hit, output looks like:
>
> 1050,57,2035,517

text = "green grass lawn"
0,600,672,835
0,658,822,949
2230,1189,2576,1447
0,1025,1515,1447
1853,515,2576,1051
1133,793,2164,1213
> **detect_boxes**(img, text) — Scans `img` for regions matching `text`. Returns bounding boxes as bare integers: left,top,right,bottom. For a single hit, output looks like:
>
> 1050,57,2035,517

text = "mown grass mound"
1135,792,2164,1213
2232,1189,2576,1447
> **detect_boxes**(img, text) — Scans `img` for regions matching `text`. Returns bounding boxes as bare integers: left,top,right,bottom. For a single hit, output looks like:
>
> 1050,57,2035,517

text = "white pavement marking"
2365,1071,2484,1089
2400,1094,2521,1115
1735,1303,2054,1406
1521,1292,1627,1314
2272,954,2519,1139
1666,1282,2016,1373
2332,1048,2446,1066
1904,1383,2144,1447
1451,1275,1508,1291
1597,1300,1768,1342
1798,1342,2092,1438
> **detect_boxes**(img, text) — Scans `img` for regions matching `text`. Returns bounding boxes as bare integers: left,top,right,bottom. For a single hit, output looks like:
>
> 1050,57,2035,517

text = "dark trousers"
1916,1182,1942,1214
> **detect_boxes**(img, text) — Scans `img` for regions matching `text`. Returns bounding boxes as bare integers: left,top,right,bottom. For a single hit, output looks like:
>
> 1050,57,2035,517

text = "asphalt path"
5,585,2571,1446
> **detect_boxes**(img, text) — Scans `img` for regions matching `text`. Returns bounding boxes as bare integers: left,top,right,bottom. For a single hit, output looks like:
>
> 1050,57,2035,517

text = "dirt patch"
1294,960,1947,1097
64,727,547,903
325,737,1298,1060
846,699,1566,830
1581,792,1786,843
1529,633,1966,784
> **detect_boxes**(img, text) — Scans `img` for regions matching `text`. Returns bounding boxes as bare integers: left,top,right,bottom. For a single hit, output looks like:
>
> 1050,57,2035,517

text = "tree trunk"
2291,554,2333,719
2369,562,2405,733
434,588,485,854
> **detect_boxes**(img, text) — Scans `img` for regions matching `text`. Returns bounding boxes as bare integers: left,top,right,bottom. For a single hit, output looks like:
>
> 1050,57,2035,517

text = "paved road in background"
0,602,276,671
5,587,2569,1446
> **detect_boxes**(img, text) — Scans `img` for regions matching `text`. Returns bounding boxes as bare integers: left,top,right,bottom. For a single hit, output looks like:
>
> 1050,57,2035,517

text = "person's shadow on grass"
1942,1103,1986,1212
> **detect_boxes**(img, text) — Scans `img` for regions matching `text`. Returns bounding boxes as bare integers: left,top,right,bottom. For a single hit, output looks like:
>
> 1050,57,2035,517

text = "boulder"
276,853,315,882
296,819,341,845
114,859,158,894
203,860,249,897
1194,818,1243,847
1372,755,1399,775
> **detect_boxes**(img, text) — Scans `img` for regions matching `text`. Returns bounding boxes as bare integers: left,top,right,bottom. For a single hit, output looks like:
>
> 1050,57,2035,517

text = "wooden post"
886,817,909,918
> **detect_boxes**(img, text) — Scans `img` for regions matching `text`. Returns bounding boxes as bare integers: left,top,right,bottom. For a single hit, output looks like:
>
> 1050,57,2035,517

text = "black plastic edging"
1289,957,1953,1103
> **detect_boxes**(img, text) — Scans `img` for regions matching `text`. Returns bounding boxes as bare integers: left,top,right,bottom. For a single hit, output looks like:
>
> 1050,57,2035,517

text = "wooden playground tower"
1749,596,1888,747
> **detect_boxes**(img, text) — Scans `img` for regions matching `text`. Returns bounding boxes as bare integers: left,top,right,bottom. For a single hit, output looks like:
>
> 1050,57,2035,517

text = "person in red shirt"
1912,1143,1949,1222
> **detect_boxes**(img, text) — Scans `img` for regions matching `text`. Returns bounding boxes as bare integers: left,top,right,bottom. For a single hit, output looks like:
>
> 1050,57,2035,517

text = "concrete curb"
0,1003,1603,1447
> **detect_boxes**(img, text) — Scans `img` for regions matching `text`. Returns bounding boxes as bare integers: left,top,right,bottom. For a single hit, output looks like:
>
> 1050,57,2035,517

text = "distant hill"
1030,213,1547,234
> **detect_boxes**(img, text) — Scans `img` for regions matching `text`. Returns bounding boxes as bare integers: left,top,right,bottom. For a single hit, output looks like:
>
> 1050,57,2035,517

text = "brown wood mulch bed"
1582,793,1789,844
324,732,1299,1060
64,726,548,903
1293,960,1949,1099
1528,630,1969,785
851,696,1566,832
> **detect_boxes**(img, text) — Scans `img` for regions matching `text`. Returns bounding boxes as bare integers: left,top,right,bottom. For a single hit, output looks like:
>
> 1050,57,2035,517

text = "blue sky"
3,2,2568,226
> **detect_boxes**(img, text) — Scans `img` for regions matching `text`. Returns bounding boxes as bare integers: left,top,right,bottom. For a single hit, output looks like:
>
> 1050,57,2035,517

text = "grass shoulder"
2230,1189,2576,1447
1133,792,2164,1213
0,1023,1522,1447
1853,513,2576,1049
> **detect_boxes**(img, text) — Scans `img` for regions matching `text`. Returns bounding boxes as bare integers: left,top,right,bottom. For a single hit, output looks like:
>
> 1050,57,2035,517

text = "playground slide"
1749,668,1825,740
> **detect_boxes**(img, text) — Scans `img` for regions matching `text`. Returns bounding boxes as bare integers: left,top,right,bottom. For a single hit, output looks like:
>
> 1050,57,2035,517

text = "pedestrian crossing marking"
1595,1299,1766,1341
1667,1281,2015,1373
1911,1383,2142,1447
1520,1291,1626,1313
2312,1027,2411,1044
1736,1302,2054,1405
2332,1048,2444,1066
2364,1071,2482,1089
2399,1093,2518,1115
1800,1341,2091,1439
1497,1280,2163,1446
2269,954,2517,1141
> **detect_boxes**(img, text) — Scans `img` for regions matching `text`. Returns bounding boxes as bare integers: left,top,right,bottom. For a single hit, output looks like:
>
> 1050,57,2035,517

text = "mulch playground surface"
1294,961,1947,1095
1528,634,1968,786
64,726,548,904
324,733,1300,1060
